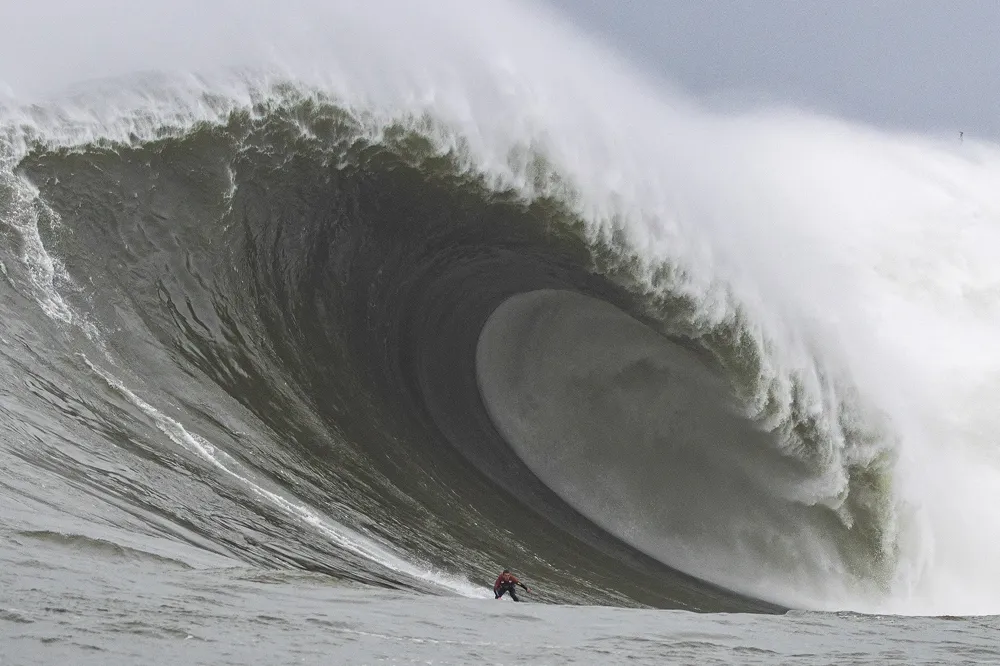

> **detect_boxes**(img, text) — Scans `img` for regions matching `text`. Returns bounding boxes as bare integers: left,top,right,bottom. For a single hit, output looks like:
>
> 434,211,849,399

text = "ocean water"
6,539,1000,665
3,0,1000,663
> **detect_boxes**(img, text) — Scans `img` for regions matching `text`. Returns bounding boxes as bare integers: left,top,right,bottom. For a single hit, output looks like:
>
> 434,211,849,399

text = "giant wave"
2,0,1000,615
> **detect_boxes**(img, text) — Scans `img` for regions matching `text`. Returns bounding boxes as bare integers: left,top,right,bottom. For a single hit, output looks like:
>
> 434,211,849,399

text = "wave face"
3,0,1000,614
0,100,781,611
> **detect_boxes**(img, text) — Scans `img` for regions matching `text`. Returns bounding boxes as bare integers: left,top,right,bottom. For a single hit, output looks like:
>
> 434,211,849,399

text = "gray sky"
542,0,1000,140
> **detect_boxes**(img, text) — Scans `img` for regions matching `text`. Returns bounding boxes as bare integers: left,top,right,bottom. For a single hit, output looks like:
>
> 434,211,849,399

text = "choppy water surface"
5,536,999,665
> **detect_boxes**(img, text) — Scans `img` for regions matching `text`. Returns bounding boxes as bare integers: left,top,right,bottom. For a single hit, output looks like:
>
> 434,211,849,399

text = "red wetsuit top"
494,572,520,591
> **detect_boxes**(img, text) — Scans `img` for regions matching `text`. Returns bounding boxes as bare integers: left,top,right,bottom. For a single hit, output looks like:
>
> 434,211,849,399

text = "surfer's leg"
510,589,519,602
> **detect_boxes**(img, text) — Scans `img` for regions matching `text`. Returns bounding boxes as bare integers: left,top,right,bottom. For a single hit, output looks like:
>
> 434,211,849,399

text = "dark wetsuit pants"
495,583,520,601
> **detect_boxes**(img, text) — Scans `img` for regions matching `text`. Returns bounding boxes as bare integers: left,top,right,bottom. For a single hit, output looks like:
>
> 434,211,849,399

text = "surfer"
494,569,530,601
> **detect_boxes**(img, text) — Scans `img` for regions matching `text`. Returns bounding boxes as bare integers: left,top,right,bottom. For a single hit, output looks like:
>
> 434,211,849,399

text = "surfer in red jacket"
494,569,530,601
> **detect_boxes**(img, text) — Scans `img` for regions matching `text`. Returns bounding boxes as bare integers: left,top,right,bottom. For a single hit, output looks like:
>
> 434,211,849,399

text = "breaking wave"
2,0,1000,614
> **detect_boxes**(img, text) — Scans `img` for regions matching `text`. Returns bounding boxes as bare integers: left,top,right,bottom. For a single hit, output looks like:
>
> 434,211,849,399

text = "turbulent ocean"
3,1,1000,663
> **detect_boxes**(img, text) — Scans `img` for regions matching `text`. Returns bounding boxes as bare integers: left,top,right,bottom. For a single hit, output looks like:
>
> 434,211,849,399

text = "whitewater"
3,0,1000,662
